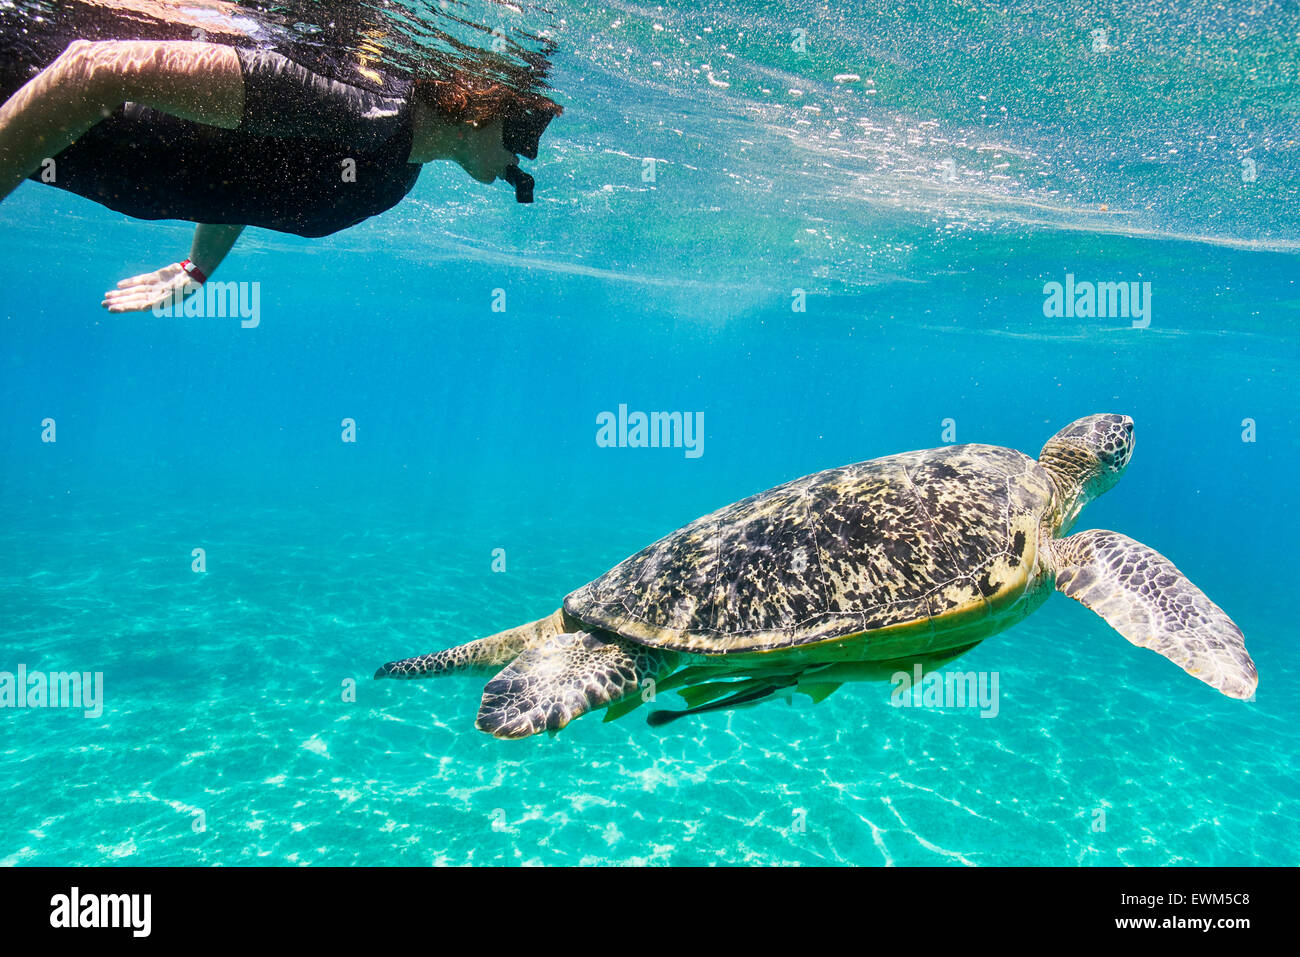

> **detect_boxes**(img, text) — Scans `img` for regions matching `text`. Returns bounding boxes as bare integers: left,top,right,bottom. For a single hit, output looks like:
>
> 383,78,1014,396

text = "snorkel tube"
502,165,534,203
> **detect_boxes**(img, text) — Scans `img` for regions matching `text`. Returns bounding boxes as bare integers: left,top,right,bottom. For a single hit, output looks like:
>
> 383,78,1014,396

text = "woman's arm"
0,39,244,201
102,223,246,314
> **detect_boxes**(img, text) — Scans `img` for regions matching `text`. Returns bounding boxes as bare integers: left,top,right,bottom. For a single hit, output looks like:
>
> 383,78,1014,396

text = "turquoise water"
1,0,1297,866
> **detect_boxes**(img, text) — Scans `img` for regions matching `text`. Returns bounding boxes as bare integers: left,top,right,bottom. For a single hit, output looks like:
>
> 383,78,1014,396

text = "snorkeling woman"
0,2,561,312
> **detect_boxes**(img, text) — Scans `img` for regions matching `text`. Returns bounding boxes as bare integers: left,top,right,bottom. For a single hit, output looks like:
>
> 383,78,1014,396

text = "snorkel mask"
501,107,555,203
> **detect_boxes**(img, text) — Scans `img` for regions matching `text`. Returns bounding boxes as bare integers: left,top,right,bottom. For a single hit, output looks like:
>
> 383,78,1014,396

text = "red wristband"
179,259,208,284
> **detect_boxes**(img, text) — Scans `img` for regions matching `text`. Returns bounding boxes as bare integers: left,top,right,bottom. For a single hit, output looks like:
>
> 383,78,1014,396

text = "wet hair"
412,74,563,129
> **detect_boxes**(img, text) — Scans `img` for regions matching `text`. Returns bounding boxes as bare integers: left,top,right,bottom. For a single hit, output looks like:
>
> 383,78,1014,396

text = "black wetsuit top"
2,27,423,237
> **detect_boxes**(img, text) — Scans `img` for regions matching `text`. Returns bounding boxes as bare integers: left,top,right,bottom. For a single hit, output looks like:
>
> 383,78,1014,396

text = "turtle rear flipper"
1050,530,1258,699
476,631,678,739
646,676,799,727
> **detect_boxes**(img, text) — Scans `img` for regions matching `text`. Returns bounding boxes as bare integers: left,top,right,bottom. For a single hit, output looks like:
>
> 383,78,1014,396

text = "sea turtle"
375,414,1257,738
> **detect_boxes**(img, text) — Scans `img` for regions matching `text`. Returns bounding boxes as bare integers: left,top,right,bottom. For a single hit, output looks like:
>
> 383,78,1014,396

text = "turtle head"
1038,414,1135,533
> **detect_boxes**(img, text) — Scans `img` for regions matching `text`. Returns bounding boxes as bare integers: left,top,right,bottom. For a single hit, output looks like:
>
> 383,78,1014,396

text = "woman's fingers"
103,264,192,312
102,281,193,312
105,294,171,314
103,292,162,313
102,286,161,308
102,286,150,303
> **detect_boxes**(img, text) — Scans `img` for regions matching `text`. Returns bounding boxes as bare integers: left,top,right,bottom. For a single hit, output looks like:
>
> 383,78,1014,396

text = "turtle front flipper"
374,611,566,679
476,631,679,739
1049,530,1258,699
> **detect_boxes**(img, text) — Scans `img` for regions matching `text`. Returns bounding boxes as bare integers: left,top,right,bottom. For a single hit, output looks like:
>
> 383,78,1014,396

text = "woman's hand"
101,262,195,313
102,226,244,312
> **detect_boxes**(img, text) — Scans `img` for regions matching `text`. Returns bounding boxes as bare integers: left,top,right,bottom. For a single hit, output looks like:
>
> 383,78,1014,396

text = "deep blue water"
0,0,1297,865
